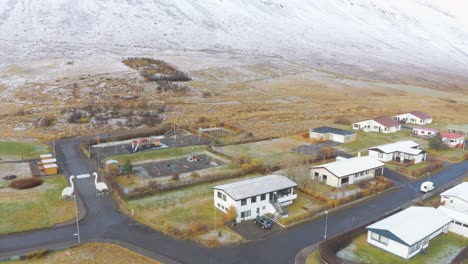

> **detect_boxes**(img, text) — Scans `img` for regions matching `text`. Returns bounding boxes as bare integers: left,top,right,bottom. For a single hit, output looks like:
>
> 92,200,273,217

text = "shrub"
10,177,43,189
221,206,237,224
172,172,180,181
20,249,50,260
188,222,208,234
190,172,200,179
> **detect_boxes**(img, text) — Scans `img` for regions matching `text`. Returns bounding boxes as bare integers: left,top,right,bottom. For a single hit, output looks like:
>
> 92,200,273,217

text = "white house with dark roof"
310,156,384,187
366,206,451,259
212,175,297,222
309,126,357,143
352,117,401,133
438,182,468,237
393,111,432,125
441,133,465,148
368,140,426,164
412,126,438,138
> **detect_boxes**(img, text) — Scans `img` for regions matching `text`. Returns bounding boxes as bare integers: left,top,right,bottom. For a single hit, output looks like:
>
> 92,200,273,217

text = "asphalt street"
0,134,466,264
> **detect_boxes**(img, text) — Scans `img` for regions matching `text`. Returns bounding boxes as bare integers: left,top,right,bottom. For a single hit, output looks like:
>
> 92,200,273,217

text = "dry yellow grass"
6,243,161,264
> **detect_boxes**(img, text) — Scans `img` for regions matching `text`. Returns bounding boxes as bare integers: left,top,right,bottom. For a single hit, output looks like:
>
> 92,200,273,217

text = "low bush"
319,227,365,264
9,177,43,189
20,249,50,260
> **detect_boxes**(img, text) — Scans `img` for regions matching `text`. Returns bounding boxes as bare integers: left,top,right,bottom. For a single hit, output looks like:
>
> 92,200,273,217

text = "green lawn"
0,175,75,235
0,140,49,160
110,145,207,163
342,130,413,153
339,232,468,264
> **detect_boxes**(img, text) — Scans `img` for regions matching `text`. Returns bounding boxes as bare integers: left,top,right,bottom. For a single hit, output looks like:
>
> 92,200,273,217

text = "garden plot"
218,137,306,166
134,154,223,179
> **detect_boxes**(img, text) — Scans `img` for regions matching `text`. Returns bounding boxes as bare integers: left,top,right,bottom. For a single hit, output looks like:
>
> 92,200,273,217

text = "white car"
420,181,435,193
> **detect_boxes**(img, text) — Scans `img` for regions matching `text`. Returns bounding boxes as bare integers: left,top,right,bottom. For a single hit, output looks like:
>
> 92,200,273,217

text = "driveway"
231,219,283,241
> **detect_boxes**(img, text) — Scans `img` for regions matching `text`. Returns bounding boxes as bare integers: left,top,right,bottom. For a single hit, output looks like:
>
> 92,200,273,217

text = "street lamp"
324,211,328,240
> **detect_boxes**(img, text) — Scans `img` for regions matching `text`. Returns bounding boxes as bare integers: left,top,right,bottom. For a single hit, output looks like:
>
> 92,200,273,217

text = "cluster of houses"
366,182,468,259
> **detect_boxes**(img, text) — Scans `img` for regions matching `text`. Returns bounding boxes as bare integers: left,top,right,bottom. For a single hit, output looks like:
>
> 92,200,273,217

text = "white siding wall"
369,150,393,162
214,190,237,215
331,134,345,143
442,137,464,148
367,231,409,259
310,168,339,187
441,197,468,212
353,120,400,133
448,222,468,237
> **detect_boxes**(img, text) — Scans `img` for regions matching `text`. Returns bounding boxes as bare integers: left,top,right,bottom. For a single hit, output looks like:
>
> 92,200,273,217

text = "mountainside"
1,0,468,79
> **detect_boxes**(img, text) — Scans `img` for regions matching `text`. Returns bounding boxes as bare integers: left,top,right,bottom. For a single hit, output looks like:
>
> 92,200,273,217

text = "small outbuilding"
309,126,356,143
412,127,438,138
310,156,384,188
368,140,426,164
42,163,58,176
441,133,465,148
366,206,451,259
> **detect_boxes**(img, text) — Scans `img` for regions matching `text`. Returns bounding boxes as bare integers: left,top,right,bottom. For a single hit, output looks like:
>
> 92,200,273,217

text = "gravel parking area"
231,218,283,241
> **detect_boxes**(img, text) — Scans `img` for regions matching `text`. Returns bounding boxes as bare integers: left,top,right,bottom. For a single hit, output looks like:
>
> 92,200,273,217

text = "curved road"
0,134,467,264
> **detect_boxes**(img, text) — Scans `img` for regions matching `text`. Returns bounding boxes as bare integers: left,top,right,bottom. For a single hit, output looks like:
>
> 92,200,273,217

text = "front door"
256,207,260,215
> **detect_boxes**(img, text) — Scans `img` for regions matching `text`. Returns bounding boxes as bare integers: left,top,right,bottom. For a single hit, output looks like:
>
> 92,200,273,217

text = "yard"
124,175,265,246
0,139,49,161
341,129,414,153
109,145,207,164
384,159,444,179
280,191,327,225
0,175,75,235
5,243,161,264
337,232,468,264
218,137,306,166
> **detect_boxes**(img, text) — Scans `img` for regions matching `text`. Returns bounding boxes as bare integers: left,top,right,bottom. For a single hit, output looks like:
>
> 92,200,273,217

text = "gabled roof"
410,111,431,120
366,207,451,246
373,117,400,128
213,175,296,200
369,140,423,155
440,182,468,203
310,126,356,136
437,206,468,225
441,133,464,139
413,126,438,133
312,156,384,178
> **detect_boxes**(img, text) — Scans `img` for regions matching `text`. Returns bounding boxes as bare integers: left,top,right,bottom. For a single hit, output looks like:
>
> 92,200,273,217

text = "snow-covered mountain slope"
1,0,467,79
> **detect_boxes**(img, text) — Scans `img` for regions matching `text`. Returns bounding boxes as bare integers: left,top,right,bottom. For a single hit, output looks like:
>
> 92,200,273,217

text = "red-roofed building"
441,133,465,148
353,117,401,133
393,111,432,125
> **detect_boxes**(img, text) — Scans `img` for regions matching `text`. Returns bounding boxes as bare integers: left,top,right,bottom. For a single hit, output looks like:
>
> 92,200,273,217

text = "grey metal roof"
310,126,356,136
312,156,384,178
366,207,451,246
213,175,297,200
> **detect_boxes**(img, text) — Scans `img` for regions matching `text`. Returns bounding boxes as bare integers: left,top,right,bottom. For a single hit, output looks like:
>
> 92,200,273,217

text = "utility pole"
73,195,80,244
324,211,328,240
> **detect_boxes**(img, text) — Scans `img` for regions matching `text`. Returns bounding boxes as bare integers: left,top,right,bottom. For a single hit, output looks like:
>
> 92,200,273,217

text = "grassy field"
342,130,413,153
109,145,207,164
219,137,305,166
306,249,322,264
5,243,161,264
0,140,49,160
338,232,468,264
0,175,75,235
124,175,266,246
280,191,326,224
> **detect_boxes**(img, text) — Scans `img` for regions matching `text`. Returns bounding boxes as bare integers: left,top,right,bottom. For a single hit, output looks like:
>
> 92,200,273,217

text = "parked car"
254,216,272,229
420,181,435,193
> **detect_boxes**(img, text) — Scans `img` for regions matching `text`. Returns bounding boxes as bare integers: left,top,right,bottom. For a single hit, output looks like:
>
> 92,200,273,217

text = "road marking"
76,174,91,179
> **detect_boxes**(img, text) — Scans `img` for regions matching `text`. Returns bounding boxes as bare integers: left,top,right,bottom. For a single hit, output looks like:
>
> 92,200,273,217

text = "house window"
341,177,349,184
322,175,327,180
217,192,222,199
217,203,220,207
371,232,379,241
360,172,364,176
241,199,247,206
379,236,388,245
371,232,388,246
240,210,251,218
251,196,257,203
378,153,383,158
421,131,425,134
222,194,226,201
261,194,266,201
384,127,388,131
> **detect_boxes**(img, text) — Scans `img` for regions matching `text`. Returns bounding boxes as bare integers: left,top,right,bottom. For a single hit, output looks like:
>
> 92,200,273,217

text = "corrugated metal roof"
213,175,296,200
312,156,384,178
369,140,422,155
367,207,451,246
441,182,468,202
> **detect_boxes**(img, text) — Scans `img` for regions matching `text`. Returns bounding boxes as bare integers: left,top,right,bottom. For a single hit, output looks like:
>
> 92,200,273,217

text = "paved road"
0,134,467,264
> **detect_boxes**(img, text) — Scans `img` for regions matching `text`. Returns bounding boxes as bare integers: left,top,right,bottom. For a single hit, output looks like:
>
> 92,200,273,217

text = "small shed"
41,158,57,165
43,163,58,176
40,154,53,160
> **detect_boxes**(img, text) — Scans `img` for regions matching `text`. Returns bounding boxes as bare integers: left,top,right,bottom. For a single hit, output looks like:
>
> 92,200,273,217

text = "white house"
393,111,432,125
366,207,451,259
213,175,297,222
309,126,357,143
438,182,468,237
412,126,438,138
368,140,427,164
441,133,465,148
353,117,401,133
310,156,384,188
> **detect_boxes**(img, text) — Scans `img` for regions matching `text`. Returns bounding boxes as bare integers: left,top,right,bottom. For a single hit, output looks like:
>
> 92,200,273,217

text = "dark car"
254,216,272,229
